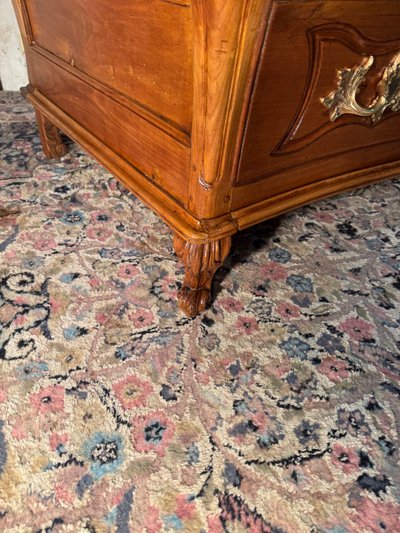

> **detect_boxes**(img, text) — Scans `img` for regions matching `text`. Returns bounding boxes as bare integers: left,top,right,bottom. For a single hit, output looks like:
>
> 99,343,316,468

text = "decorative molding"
233,159,400,231
274,23,400,155
21,86,238,244
188,0,271,218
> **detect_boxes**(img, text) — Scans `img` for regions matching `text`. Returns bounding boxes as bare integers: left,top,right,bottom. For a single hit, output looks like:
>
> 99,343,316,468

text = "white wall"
0,0,29,90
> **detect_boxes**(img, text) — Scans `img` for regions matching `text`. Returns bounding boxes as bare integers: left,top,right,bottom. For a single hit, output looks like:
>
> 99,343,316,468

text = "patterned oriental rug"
0,92,399,532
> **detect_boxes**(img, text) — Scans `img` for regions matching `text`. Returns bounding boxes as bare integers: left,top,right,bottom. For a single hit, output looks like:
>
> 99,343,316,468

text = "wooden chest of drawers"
12,0,400,315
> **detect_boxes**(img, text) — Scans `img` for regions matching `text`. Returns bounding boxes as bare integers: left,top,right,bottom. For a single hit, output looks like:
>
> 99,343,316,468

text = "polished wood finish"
12,0,400,315
26,0,193,132
235,1,400,207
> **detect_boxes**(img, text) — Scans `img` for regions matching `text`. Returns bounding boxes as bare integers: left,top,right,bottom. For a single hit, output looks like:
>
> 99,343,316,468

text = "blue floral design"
317,332,345,354
280,337,311,360
249,298,272,318
258,430,285,450
61,210,85,225
187,443,200,465
145,421,166,444
115,347,129,360
287,274,313,292
21,256,44,270
59,273,80,284
268,247,292,264
16,361,49,380
294,420,321,446
83,432,124,479
336,409,370,437
63,326,88,340
94,213,111,222
366,238,385,251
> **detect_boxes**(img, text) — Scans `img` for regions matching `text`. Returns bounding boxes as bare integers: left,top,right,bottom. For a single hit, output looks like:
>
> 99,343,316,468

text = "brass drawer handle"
321,52,400,123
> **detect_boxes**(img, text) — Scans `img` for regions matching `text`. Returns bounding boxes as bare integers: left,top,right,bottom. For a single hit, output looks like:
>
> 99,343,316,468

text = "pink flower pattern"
131,412,175,456
318,357,349,382
339,316,375,341
30,386,65,414
113,375,153,409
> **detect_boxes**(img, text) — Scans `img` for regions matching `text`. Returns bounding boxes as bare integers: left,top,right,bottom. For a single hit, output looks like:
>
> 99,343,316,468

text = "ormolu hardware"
321,52,400,123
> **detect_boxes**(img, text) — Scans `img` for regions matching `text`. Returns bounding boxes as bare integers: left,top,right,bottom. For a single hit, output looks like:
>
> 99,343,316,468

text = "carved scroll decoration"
321,53,400,123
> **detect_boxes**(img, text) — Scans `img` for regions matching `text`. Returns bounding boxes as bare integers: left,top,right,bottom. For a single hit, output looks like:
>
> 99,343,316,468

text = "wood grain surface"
12,0,400,314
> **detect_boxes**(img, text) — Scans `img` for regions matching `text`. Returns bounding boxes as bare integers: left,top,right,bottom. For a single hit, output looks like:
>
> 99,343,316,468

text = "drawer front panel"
24,0,193,133
235,0,400,204
28,51,190,205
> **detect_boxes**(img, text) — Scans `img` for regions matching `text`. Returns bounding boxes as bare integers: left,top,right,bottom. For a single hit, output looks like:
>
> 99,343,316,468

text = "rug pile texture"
0,92,400,532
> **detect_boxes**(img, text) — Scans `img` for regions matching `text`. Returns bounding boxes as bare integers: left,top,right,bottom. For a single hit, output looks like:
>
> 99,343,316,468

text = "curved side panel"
274,23,400,155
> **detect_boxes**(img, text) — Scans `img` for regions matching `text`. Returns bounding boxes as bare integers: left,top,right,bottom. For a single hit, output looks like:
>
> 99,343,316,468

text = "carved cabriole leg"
174,234,232,317
35,108,68,159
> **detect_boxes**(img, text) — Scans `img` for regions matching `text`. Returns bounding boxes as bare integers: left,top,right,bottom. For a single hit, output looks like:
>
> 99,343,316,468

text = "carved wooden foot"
35,109,68,159
174,234,231,317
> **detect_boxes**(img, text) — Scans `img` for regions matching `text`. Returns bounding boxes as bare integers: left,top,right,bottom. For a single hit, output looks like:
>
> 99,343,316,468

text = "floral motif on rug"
0,92,399,532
